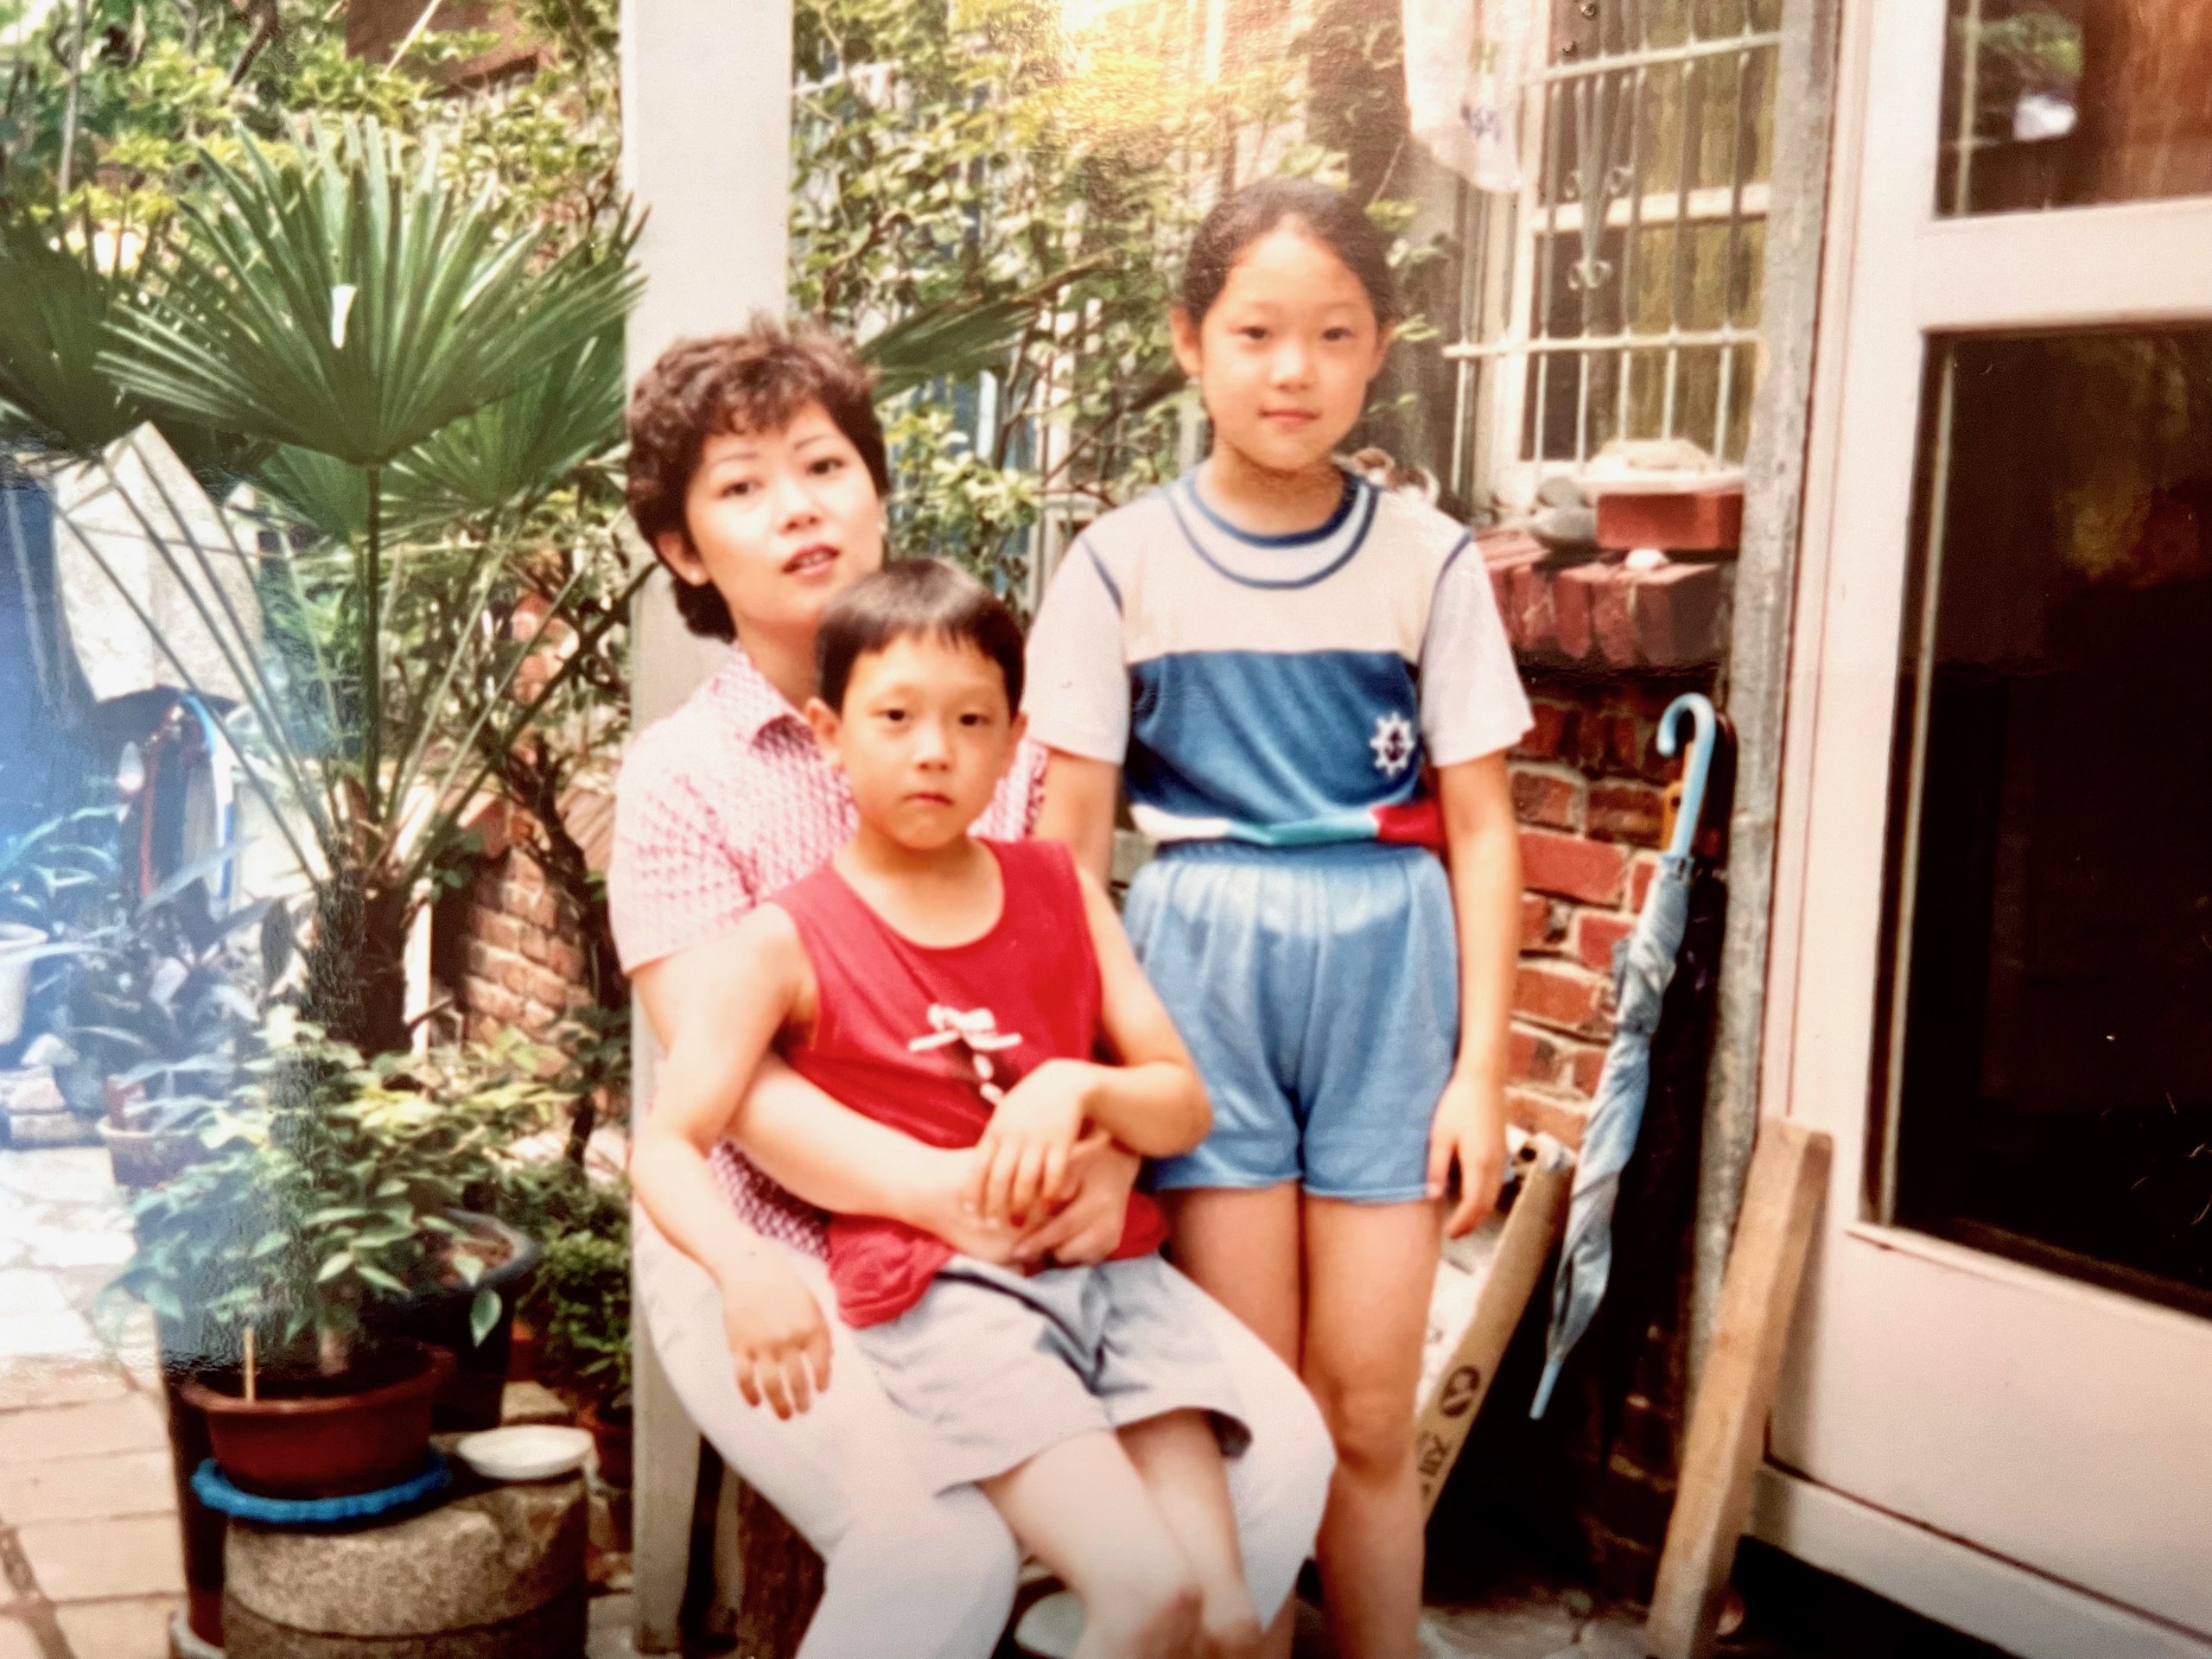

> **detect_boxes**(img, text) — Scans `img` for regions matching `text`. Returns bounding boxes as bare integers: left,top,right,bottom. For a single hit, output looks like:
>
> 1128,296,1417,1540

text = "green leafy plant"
793,0,1362,603
533,1224,630,1411
0,806,118,935
496,1149,630,1408
55,848,276,1131
116,1022,561,1375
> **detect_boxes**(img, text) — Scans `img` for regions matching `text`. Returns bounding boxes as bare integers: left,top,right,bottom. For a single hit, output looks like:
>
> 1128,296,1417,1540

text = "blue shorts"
1124,841,1459,1203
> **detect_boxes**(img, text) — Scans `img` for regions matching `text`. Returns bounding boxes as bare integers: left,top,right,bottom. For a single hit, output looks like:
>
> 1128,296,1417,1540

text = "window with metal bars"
1440,0,1782,513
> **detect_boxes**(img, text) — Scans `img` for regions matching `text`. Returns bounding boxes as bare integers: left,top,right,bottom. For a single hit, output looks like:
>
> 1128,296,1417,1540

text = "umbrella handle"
1658,692,1718,860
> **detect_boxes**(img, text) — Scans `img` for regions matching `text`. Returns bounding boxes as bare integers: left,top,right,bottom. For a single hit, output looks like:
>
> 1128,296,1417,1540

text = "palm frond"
858,263,1102,400
0,219,147,456
389,326,626,524
101,119,641,469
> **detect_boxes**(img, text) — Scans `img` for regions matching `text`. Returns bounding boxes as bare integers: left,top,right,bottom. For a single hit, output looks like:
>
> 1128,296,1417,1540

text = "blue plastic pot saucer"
191,1452,451,1526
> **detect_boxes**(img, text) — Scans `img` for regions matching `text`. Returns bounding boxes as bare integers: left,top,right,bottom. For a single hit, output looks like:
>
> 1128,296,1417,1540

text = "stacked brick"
1503,671,1714,1152
453,846,594,1044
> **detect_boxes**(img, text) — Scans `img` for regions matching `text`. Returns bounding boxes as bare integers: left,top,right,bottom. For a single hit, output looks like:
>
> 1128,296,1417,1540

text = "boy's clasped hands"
714,1103,1135,1421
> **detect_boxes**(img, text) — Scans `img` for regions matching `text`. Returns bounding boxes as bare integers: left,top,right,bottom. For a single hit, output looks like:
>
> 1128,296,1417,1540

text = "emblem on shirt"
1370,712,1417,778
908,1004,1023,1106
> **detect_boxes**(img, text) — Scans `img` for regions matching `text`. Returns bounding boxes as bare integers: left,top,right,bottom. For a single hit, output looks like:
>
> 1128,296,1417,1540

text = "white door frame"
1748,1,2212,1653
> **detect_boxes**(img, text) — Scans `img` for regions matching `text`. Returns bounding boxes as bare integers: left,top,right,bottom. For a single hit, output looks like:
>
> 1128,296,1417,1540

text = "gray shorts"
852,1253,1252,1495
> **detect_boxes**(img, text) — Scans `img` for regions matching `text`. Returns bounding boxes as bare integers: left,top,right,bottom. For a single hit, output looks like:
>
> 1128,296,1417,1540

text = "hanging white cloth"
1403,0,1537,193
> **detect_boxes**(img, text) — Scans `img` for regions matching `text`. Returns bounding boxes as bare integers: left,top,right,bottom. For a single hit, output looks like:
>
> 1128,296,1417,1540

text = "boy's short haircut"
817,560,1026,715
626,318,891,642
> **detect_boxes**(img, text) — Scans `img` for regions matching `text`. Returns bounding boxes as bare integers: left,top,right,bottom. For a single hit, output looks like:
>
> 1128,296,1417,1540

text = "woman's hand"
714,1243,834,1419
968,1058,1095,1226
1012,1133,1141,1268
1427,1069,1508,1238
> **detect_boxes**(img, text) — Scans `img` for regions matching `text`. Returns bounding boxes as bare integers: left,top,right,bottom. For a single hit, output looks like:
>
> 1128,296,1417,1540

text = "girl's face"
655,400,887,643
1172,226,1393,477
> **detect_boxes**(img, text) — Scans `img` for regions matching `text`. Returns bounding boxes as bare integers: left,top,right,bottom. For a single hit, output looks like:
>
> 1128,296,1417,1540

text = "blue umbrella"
1530,691,1718,1419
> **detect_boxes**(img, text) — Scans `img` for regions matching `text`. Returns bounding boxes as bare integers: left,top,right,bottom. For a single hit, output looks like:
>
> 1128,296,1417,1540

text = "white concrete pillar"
620,3,792,1649
621,0,794,726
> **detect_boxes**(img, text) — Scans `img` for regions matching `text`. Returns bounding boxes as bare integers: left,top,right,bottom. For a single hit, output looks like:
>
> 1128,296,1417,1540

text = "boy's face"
807,635,1026,854
1171,227,1393,478
656,400,885,643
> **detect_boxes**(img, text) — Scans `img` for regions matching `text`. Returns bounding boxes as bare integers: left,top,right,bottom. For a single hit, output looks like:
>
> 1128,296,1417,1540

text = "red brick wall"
447,846,594,1044
1503,669,1716,1152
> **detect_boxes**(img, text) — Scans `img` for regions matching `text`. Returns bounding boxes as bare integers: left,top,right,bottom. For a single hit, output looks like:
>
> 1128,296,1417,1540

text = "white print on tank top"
907,1004,1024,1106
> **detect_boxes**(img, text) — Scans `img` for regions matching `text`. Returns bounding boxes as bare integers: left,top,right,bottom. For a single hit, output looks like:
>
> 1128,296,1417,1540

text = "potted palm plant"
5,118,641,1064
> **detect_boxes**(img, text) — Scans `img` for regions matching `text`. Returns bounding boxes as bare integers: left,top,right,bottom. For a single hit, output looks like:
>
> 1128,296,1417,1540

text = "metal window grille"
1442,0,1783,513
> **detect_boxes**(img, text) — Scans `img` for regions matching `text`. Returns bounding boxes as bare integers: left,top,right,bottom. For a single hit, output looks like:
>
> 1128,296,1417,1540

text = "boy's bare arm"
1035,749,1121,885
636,931,990,1242
1076,866,1211,1154
1430,751,1521,1236
967,868,1206,1225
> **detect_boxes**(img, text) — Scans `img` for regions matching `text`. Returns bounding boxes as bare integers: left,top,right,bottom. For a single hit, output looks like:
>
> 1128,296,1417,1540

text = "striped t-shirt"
1024,468,1531,847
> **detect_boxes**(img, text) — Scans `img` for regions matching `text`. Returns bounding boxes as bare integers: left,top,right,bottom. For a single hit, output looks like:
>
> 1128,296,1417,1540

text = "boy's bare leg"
1118,1410,1262,1659
1166,1185,1304,1659
982,1432,1201,1659
1301,1194,1443,1659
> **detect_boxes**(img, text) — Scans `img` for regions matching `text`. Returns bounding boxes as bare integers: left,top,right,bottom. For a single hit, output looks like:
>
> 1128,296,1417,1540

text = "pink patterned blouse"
608,649,1047,1255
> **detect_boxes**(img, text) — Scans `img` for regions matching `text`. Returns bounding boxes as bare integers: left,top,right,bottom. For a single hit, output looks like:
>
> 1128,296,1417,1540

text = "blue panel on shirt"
1128,650,1427,832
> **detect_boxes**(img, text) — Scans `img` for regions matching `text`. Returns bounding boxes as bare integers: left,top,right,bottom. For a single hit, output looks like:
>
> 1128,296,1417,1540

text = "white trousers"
636,1217,1332,1659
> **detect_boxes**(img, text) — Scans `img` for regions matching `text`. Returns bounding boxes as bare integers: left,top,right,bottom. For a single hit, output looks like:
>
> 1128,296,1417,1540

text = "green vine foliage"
0,0,620,256
792,0,1346,603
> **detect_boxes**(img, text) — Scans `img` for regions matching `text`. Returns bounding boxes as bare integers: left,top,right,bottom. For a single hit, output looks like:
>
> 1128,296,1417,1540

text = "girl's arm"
967,868,1210,1223
1427,751,1522,1236
1036,749,1121,885
629,907,832,1417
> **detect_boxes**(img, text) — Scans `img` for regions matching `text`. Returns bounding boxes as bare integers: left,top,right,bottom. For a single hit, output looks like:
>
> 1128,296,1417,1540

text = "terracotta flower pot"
180,1341,454,1500
581,1397,632,1488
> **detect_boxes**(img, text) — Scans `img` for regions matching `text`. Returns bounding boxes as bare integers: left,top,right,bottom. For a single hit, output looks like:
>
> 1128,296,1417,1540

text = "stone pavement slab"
0,1358,131,1413
0,1148,124,1207
55,1594,181,1659
16,1514,186,1602
0,1394,166,1465
0,1450,175,1524
0,1614,42,1659
0,1311,98,1363
0,1273,69,1319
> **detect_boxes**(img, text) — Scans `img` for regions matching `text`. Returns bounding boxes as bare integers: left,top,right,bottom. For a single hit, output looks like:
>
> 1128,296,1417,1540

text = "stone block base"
224,1477,587,1659
221,1585,586,1658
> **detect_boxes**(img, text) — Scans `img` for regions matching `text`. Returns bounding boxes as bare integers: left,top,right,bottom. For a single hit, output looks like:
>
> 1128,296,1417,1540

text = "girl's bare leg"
1300,1194,1442,1659
982,1432,1200,1659
1118,1409,1262,1659
1166,1185,1304,1658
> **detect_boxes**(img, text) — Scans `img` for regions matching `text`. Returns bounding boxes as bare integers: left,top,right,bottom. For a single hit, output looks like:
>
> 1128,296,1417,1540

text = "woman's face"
656,400,887,642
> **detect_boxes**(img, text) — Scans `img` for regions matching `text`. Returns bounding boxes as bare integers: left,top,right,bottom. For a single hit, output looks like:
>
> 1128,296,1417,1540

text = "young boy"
633,556,1262,1659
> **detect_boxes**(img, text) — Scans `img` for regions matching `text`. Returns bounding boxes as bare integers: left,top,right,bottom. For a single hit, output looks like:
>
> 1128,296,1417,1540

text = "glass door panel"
1885,327,2212,1319
1938,0,2212,215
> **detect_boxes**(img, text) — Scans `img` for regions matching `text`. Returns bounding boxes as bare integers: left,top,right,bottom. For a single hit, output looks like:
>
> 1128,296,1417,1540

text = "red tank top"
770,838,1169,1327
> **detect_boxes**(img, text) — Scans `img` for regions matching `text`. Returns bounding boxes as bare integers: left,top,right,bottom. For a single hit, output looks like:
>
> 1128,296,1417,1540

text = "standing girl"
1029,178,1531,1659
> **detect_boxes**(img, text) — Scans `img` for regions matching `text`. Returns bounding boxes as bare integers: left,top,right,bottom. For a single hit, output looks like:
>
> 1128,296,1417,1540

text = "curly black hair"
625,318,891,641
